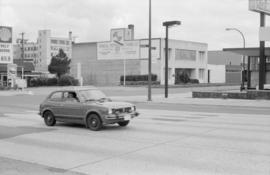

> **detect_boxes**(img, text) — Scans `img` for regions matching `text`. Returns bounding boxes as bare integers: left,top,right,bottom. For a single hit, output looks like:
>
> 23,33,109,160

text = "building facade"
13,42,38,67
35,30,72,73
208,51,242,84
71,37,208,86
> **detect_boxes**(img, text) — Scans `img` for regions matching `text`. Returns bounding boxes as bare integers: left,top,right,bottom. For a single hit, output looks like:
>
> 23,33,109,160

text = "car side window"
63,91,79,102
49,92,63,102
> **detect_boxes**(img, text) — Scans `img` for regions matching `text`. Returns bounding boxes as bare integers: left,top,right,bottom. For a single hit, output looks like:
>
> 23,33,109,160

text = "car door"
60,91,84,122
46,91,64,117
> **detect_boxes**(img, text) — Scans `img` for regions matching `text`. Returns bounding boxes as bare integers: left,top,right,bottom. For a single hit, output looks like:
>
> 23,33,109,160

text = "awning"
223,47,270,57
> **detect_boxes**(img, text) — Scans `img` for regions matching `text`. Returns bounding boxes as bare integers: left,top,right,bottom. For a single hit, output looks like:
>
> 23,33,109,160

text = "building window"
51,39,58,44
175,49,196,61
199,69,205,80
59,40,66,45
199,51,205,63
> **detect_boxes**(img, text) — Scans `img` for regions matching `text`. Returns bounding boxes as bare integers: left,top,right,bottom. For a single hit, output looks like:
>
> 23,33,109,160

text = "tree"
48,49,71,78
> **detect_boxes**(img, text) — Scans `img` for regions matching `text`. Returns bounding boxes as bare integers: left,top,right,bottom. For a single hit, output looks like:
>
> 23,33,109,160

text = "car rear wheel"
87,114,102,131
118,121,130,127
43,111,56,126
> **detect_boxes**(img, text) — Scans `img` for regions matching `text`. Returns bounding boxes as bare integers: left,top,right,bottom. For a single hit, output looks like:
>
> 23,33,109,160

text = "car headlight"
108,108,113,114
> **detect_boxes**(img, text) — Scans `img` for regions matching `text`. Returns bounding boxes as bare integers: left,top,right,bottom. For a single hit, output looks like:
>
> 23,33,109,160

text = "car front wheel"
118,121,130,127
87,114,102,131
43,111,56,126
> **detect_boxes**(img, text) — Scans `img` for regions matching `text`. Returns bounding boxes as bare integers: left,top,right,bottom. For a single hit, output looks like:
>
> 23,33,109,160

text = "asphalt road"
1,93,270,115
0,89,269,175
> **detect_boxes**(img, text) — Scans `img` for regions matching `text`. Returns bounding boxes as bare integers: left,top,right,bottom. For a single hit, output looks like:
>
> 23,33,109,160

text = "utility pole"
19,32,25,79
148,0,152,101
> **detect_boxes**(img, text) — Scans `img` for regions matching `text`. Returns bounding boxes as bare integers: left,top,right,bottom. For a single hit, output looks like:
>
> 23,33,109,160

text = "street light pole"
148,0,152,101
225,28,246,91
164,26,169,98
163,21,181,98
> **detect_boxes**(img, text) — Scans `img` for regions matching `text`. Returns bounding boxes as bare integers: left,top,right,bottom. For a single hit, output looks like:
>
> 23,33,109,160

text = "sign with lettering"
97,40,140,60
0,26,13,64
0,43,12,63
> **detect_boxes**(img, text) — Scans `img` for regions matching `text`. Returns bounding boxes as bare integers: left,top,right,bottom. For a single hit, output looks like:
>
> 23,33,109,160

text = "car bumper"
103,111,139,124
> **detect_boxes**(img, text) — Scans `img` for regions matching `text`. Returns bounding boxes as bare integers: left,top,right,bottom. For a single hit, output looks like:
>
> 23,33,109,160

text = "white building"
36,30,72,73
139,39,208,85
72,26,208,86
13,42,38,65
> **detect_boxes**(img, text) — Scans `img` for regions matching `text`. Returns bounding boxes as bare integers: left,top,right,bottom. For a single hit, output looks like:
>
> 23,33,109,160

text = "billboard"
0,26,13,64
97,40,140,60
110,29,125,45
249,0,270,15
140,39,161,61
110,28,132,43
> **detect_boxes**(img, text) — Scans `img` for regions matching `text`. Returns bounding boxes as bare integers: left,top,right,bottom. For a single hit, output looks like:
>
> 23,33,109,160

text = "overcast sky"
0,0,269,50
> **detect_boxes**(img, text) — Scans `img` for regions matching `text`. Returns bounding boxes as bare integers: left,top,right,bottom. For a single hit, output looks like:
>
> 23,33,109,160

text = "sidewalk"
1,86,270,108
111,92,270,108
0,90,33,96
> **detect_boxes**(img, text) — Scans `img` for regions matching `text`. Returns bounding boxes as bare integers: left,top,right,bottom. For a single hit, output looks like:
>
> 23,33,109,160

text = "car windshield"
78,89,108,102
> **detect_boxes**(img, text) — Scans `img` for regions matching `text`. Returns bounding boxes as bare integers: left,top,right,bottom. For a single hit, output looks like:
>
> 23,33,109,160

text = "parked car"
39,87,139,131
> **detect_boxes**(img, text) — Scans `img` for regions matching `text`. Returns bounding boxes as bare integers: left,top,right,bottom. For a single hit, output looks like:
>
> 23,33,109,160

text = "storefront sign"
249,0,270,15
0,26,13,64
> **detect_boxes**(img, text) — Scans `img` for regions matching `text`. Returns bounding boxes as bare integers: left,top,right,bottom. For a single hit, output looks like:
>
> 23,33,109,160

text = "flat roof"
223,47,270,57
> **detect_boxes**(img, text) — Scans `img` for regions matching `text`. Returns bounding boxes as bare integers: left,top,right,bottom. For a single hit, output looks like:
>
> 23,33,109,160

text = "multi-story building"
13,30,72,74
36,30,72,73
13,42,38,65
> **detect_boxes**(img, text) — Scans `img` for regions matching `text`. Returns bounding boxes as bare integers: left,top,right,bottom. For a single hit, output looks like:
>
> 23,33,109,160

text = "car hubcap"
91,119,97,127
46,113,52,122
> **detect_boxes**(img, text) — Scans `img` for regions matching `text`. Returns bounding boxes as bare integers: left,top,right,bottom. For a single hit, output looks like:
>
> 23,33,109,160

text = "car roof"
54,86,98,92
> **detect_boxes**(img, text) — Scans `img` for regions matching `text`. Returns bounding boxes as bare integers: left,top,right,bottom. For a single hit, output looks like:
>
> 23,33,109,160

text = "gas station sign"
0,26,13,64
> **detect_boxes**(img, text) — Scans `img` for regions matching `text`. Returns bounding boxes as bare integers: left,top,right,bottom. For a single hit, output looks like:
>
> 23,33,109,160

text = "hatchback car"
39,87,139,131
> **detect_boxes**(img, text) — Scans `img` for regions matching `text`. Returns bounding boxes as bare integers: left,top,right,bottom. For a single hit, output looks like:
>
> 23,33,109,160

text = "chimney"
128,24,134,40
68,31,72,40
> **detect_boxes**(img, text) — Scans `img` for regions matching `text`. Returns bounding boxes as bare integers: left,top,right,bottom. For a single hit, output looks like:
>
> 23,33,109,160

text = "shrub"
58,75,79,86
179,72,190,84
47,78,58,86
120,74,157,82
29,77,56,87
120,81,160,86
189,79,199,84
